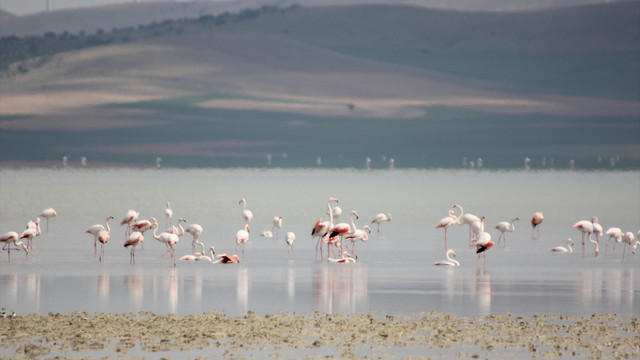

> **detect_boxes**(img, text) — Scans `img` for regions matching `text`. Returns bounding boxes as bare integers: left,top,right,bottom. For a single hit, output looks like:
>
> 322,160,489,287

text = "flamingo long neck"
196,240,205,255
567,240,574,253
241,200,247,213
350,213,357,233
36,219,41,236
209,247,215,261
456,206,464,224
446,250,454,262
153,226,161,241
105,217,112,234
510,219,516,232
589,237,599,252
327,203,334,229
177,220,185,236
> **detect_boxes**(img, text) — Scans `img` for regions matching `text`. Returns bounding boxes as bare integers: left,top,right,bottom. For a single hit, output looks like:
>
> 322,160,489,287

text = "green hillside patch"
332,48,640,100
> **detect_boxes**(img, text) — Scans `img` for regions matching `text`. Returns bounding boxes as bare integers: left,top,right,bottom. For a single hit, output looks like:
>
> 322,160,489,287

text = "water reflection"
124,272,143,310
578,268,636,312
97,274,110,309
237,268,249,314
313,265,368,314
472,269,493,316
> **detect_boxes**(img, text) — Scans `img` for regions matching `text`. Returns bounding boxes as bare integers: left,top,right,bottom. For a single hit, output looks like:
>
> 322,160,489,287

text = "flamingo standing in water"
551,238,574,253
370,213,392,236
285,231,297,259
86,216,114,256
120,209,139,240
327,204,342,221
433,249,460,266
124,231,144,265
235,224,250,259
164,202,173,227
311,197,338,260
573,217,595,257
495,217,519,247
472,231,494,268
604,227,623,254
129,217,158,250
456,205,479,244
621,232,635,260
470,216,486,244
239,198,253,225
152,223,176,259
39,207,57,233
344,225,371,260
185,223,203,252
96,229,110,262
20,223,41,252
435,205,460,250
329,210,359,253
272,216,282,240
592,217,603,243
1,231,29,261
531,212,544,239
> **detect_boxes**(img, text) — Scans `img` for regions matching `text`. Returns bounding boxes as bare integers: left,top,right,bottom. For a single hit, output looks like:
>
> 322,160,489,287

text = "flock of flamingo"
2,199,638,266
433,205,639,267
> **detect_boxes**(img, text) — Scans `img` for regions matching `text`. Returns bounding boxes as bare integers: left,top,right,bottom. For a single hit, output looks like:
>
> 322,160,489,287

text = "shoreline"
2,311,639,359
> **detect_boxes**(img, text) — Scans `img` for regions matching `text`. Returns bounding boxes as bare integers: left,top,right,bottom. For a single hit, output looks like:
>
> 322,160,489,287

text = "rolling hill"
0,1,638,169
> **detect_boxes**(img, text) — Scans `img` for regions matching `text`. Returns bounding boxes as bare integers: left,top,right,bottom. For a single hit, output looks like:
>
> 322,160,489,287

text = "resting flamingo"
344,225,371,259
239,198,253,224
39,207,57,233
370,213,392,236
327,251,356,263
124,231,144,265
433,249,460,266
235,224,250,258
572,217,595,257
495,217,519,247
1,232,28,261
214,253,240,264
472,231,494,268
435,205,460,250
180,244,215,262
120,209,139,240
531,212,544,239
551,238,574,253
285,231,297,259
604,227,623,254
86,216,114,256
185,223,203,252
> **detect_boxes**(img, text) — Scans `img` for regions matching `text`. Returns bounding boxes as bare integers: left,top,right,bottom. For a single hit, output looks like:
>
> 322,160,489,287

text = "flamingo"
124,231,144,265
470,216,486,244
604,227,623,254
96,229,110,262
86,216,114,256
272,216,282,240
433,249,460,266
573,217,595,257
456,205,480,243
632,240,639,255
435,205,460,250
180,244,216,262
185,223,203,252
311,197,338,260
592,217,603,243
495,217,519,247
621,232,635,260
152,223,176,259
327,204,342,221
344,225,371,259
20,224,41,252
235,223,250,258
239,198,253,224
260,230,273,238
1,232,28,261
129,217,157,250
551,238,574,253
214,253,240,264
588,234,600,258
120,209,139,240
472,231,494,268
39,207,57,233
327,251,356,263
164,201,173,227
370,213,392,236
167,217,186,237
531,212,544,238
285,231,297,259
329,210,359,252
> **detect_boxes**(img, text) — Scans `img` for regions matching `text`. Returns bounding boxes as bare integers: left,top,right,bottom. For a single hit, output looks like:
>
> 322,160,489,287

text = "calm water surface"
0,168,638,318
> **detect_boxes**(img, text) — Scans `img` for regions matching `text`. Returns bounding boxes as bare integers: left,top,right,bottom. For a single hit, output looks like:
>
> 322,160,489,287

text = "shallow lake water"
0,167,638,320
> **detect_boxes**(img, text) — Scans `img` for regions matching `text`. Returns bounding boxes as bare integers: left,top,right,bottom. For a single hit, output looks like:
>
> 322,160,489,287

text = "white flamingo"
86,216,113,256
239,198,253,224
551,238,574,253
495,217,519,247
433,249,460,266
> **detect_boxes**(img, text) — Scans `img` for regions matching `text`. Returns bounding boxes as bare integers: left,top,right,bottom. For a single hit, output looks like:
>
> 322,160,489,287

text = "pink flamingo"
551,238,574,253
20,224,41,251
435,205,460,250
167,217,186,237
1,231,28,261
214,253,240,264
272,216,283,240
495,217,519,247
433,249,460,266
120,209,139,240
129,217,157,250
456,205,480,244
285,231,297,259
472,231,494,268
370,213,392,236
164,201,173,227
97,229,110,262
329,210,359,251
235,223,250,258
152,223,175,258
185,223,203,252
344,225,371,259
311,197,338,260
621,231,635,261
531,212,544,238
239,198,253,224
86,216,114,256
470,216,486,244
124,231,144,265
573,217,595,257
604,227,622,254
39,207,57,233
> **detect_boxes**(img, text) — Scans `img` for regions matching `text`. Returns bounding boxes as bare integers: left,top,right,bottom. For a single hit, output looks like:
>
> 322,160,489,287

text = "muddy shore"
1,311,639,359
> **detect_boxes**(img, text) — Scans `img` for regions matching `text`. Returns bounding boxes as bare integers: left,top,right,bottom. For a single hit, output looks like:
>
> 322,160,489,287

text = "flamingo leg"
444,227,448,251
